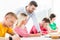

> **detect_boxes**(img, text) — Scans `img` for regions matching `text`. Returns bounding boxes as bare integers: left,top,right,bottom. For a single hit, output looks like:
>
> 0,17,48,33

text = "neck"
41,22,44,27
50,20,54,23
18,23,25,28
2,22,8,27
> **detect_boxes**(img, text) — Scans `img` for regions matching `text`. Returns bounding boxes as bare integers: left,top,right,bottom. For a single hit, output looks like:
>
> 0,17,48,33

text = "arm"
48,26,57,33
31,13,41,33
14,27,29,37
15,27,41,37
30,26,38,34
51,28,57,32
7,27,14,36
51,23,58,32
7,27,20,40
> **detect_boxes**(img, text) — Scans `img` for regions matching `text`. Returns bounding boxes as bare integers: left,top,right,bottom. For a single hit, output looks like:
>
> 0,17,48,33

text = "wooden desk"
21,33,60,40
0,37,9,40
21,37,51,40
0,32,60,40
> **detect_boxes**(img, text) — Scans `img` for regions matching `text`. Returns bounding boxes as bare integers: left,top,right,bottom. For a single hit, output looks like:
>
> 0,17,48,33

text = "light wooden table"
0,36,60,40
21,36,51,40
0,37,9,40
1,32,60,40
21,33,60,40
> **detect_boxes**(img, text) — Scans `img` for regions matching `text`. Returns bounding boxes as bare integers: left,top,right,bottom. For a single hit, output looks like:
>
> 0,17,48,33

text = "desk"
21,36,51,40
0,37,9,40
0,36,60,40
21,36,60,40
21,33,60,40
0,32,60,40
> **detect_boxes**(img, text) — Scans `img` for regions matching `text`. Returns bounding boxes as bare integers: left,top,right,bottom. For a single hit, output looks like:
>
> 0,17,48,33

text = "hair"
20,13,27,17
42,18,50,23
29,1,38,7
17,13,28,26
49,13,56,20
5,12,17,19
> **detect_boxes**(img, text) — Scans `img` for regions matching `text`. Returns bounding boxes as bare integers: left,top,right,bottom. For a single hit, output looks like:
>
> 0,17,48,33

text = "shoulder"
8,27,12,30
31,25,36,30
15,7,25,14
16,7,25,12
0,22,2,25
14,27,20,30
0,22,3,27
53,22,56,24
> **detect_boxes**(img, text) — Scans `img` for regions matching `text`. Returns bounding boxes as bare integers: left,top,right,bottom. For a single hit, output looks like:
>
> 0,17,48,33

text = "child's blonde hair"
17,13,28,26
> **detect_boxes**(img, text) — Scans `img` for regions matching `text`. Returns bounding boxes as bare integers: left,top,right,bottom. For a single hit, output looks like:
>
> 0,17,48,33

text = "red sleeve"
40,26,48,35
30,26,38,34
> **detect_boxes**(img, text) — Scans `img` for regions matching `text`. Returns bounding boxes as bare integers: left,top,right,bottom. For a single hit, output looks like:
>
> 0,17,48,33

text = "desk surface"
0,33,60,40
21,37,60,40
0,36,60,40
21,33,60,40
21,36,51,40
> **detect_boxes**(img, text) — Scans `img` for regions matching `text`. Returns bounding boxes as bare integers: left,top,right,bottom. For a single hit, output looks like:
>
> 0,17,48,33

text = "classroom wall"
53,0,60,32
0,0,52,21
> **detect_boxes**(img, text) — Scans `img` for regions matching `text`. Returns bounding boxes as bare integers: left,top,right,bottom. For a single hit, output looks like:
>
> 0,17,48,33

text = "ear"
21,20,24,24
5,16,8,20
43,21,45,23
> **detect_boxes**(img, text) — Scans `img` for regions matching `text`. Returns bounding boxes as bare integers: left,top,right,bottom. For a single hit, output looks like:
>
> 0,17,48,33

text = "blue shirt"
15,7,41,32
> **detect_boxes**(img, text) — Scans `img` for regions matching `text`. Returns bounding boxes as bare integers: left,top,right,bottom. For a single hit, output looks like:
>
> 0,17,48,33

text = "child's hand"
12,35,20,40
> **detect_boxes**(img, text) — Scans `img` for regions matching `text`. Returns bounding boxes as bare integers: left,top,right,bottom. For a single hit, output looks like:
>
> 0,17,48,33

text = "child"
49,13,57,32
30,18,50,35
0,12,20,40
14,13,41,37
0,12,18,37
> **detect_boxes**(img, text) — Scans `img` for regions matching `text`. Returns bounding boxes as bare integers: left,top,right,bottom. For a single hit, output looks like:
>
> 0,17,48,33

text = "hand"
12,35,20,40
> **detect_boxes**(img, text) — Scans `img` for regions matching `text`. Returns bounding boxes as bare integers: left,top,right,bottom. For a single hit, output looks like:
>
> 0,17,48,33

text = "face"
44,23,49,28
5,16,17,27
28,5,36,13
52,17,56,21
42,21,49,28
21,17,27,25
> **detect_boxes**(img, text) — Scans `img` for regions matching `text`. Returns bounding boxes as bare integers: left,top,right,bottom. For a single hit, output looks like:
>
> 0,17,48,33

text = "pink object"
14,27,29,37
30,24,48,35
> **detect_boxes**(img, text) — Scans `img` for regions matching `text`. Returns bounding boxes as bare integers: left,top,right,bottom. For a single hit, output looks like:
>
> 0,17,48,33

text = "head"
50,13,56,22
17,13,28,27
26,1,38,13
42,18,50,27
4,12,17,27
